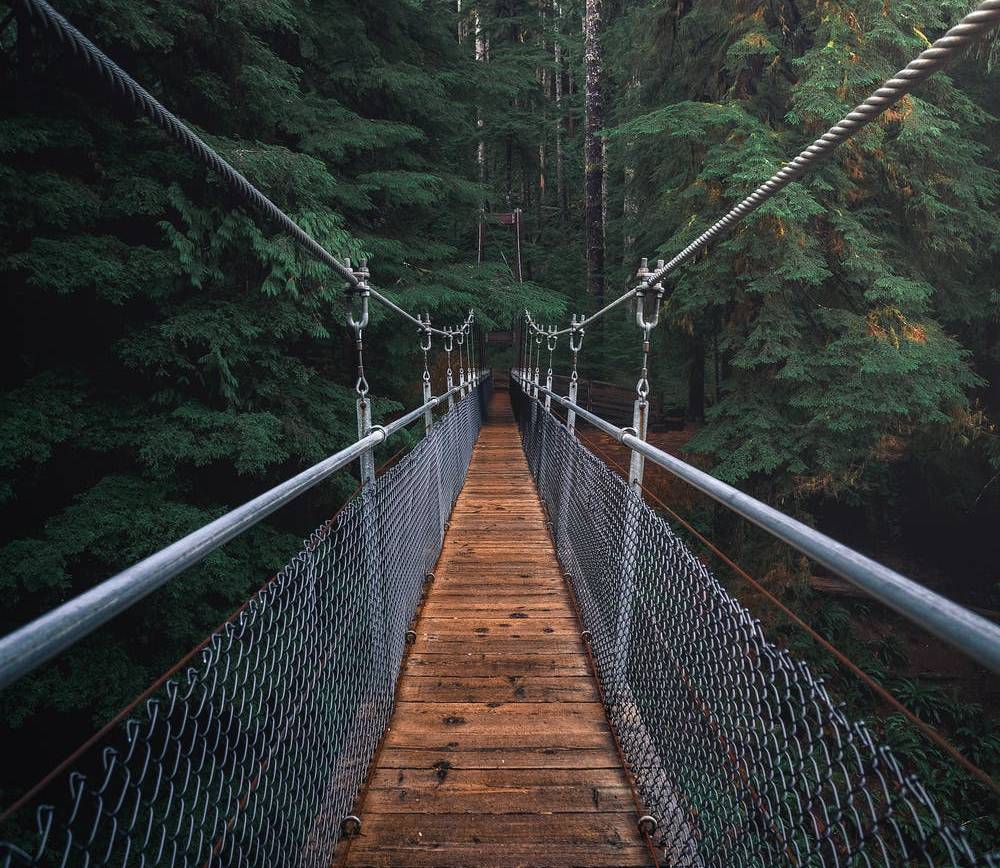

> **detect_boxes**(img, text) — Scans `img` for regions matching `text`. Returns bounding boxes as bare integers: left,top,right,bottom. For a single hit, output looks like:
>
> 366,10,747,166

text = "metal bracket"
418,313,433,351
634,258,666,330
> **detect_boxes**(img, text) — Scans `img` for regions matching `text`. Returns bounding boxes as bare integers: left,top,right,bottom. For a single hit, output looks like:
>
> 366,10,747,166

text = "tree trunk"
539,0,548,217
475,11,487,184
16,4,34,106
505,134,513,205
621,72,640,277
554,12,566,222
584,0,605,309
687,337,706,423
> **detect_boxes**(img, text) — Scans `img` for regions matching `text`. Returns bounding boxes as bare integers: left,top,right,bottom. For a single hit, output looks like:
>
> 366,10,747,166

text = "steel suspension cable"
15,0,464,339
531,0,1000,338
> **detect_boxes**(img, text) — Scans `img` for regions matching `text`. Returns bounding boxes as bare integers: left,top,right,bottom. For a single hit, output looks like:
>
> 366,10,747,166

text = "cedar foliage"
0,0,564,801
469,0,997,846
1,0,998,846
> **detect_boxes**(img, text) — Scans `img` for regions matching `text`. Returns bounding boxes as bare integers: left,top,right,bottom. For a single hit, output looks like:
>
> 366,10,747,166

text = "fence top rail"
0,379,488,692
511,370,1000,674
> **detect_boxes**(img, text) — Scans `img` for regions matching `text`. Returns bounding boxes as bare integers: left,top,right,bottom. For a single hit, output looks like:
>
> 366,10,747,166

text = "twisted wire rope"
640,0,1000,289
532,0,1000,337
14,0,468,338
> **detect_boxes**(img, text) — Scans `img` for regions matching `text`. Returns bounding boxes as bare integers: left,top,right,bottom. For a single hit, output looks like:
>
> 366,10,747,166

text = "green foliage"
605,0,998,496
596,0,1000,847
1,0,996,846
0,0,549,806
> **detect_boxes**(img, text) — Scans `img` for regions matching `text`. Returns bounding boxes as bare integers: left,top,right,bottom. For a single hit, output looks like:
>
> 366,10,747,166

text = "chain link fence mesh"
0,379,490,868
510,375,995,868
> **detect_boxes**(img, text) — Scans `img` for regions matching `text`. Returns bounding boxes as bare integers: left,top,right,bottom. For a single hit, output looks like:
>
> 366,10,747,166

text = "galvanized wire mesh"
510,376,995,868
0,379,489,868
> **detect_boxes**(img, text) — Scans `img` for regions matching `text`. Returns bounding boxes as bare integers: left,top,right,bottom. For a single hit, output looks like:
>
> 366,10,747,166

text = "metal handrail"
512,370,1000,673
0,380,479,691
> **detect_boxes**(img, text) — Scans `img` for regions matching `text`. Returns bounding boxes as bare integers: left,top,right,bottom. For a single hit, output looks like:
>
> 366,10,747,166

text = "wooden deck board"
341,391,651,867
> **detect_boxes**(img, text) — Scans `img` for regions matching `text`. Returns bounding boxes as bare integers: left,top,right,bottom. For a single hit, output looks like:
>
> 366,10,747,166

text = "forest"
1,0,998,859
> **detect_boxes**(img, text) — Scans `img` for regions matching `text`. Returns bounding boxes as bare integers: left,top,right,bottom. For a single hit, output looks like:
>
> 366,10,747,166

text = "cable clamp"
635,258,666,330
343,256,371,295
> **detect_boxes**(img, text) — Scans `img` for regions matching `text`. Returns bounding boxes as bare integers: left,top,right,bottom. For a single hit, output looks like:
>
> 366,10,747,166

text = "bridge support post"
612,401,648,712
612,272,658,729
567,316,584,437
423,377,434,434
434,430,447,546
566,378,578,435
627,398,648,489
357,397,376,486
530,365,539,429
530,331,542,428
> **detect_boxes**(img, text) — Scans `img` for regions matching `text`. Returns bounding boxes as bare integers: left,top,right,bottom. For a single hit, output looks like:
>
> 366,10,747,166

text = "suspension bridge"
2,0,1000,865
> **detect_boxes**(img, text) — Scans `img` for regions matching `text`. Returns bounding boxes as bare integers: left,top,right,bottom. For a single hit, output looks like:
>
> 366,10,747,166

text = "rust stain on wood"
341,391,652,867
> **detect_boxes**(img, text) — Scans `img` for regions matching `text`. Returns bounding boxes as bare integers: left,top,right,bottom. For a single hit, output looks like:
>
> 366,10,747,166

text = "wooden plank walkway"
340,390,653,868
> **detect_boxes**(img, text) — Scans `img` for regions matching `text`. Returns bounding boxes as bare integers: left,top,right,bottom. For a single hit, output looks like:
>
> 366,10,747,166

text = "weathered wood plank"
365,782,635,814
344,814,651,867
341,390,650,867
396,674,599,703
418,618,582,633
377,746,620,769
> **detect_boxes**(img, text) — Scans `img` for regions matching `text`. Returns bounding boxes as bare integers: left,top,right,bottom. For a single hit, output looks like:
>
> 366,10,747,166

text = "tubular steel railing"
0,377,491,868
510,373,997,867
514,373,1000,675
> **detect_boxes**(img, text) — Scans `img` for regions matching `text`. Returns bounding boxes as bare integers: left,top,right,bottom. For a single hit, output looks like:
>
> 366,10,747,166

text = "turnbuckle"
344,258,371,398
418,313,433,351
344,257,370,334
568,314,585,353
